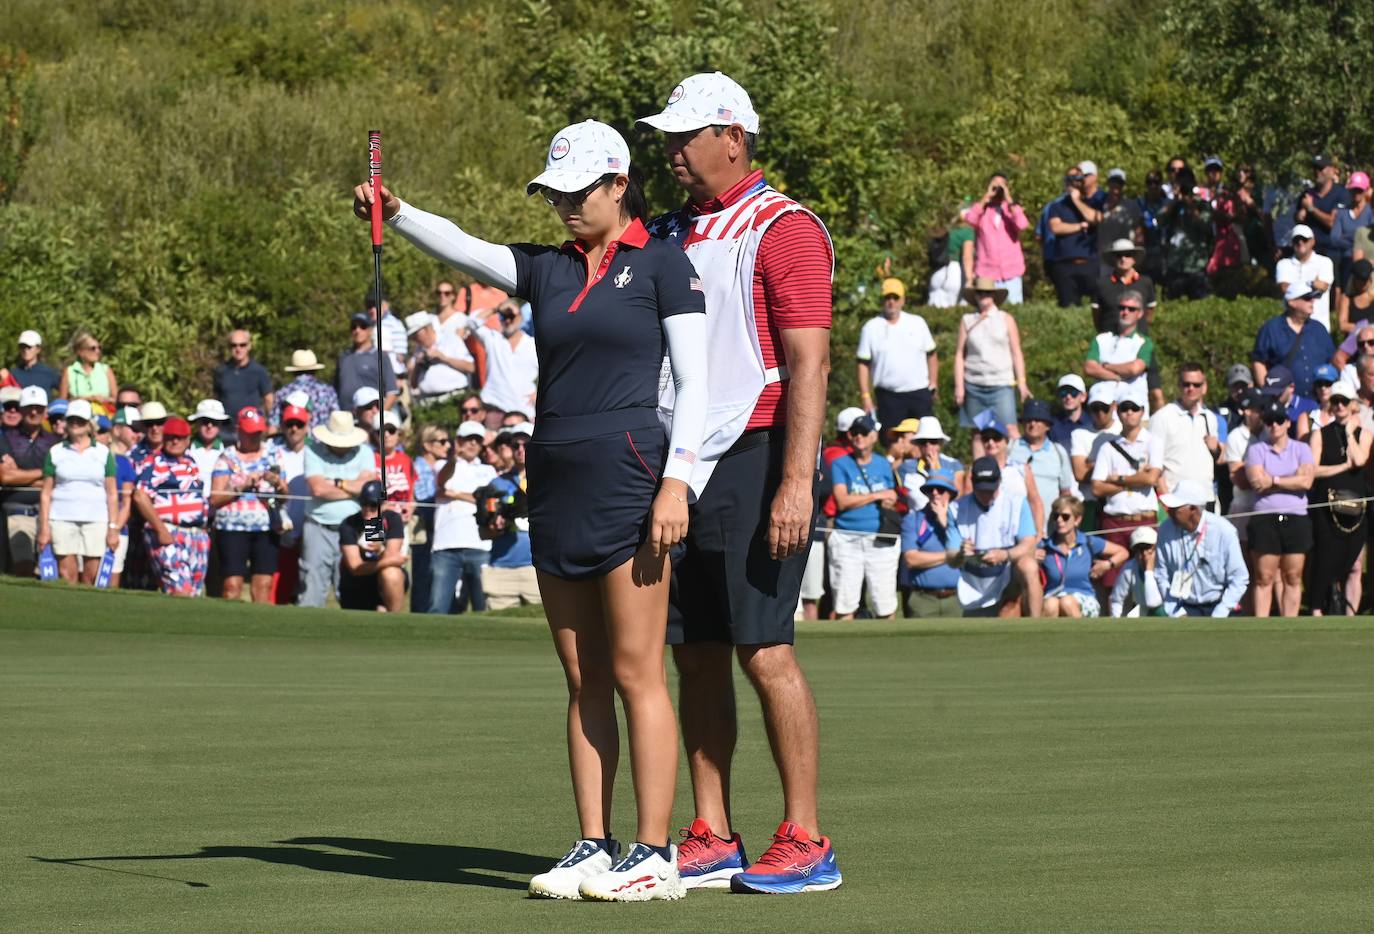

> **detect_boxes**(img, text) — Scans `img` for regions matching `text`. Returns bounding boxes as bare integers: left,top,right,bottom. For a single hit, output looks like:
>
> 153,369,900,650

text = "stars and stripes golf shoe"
528,838,619,899
578,842,685,902
677,818,749,890
729,821,842,894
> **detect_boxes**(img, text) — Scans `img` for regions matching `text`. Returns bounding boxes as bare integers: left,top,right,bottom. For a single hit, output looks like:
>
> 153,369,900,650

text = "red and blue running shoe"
729,821,842,894
677,818,749,890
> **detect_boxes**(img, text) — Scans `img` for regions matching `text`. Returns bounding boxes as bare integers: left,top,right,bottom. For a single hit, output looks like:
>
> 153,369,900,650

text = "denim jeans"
428,546,489,614
299,517,341,608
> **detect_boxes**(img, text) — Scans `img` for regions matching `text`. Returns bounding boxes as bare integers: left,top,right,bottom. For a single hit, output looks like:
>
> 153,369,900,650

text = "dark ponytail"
613,166,649,223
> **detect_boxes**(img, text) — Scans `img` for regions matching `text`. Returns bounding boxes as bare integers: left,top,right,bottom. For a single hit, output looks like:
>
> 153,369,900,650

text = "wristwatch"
334,478,344,489
107,522,119,530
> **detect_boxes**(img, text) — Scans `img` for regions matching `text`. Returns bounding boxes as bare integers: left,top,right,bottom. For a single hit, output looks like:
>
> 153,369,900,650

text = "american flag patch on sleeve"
689,277,703,292
672,448,697,464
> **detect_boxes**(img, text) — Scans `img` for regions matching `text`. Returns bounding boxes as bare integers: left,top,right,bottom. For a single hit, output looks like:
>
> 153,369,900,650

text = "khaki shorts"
113,532,129,573
6,513,38,567
52,519,105,558
480,564,541,611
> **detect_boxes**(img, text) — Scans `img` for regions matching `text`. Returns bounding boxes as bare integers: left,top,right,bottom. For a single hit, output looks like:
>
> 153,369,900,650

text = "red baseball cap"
281,405,309,425
163,416,192,438
237,406,266,433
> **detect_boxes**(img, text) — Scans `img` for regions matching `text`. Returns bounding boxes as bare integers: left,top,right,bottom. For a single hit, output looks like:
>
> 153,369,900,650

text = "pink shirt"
964,201,1029,280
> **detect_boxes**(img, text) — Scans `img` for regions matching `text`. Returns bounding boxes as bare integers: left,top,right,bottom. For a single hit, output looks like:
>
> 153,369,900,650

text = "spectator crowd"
4,153,1373,618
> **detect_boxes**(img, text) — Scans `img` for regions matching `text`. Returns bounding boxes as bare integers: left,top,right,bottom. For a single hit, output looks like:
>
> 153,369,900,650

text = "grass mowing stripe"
3,582,1372,932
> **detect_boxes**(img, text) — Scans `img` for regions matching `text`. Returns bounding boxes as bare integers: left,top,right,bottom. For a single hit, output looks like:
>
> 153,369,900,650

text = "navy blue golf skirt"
525,407,665,580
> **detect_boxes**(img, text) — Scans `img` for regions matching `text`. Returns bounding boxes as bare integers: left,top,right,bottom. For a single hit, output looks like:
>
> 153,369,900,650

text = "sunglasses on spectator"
461,406,482,415
982,433,1006,442
1066,174,1084,183
437,288,455,295
1180,380,1204,388
1118,403,1142,413
541,179,606,208
143,418,166,427
82,343,101,351
430,436,451,445
1263,417,1289,426
67,416,89,426
1118,303,1142,312
1359,339,1374,347
1058,387,1082,396
1315,380,1334,389
2,402,18,411
383,425,398,435
1089,403,1112,413
1332,396,1352,406
284,420,307,429
1053,512,1075,521
512,439,529,448
350,322,370,331
229,341,249,348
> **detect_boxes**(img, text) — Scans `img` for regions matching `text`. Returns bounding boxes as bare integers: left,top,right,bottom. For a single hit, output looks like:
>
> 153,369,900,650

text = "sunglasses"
461,406,482,415
1315,380,1334,389
143,419,167,427
1118,304,1142,312
1118,403,1142,413
229,341,249,348
1058,387,1082,396
284,420,307,429
383,425,398,435
1263,418,1289,426
1066,175,1084,183
67,416,89,425
1089,403,1112,413
541,178,606,208
1181,380,1204,389
437,288,455,295
1,402,17,411
1053,512,1075,521
431,437,451,445
1332,397,1352,406
1359,339,1374,347
982,433,1006,442
350,322,370,331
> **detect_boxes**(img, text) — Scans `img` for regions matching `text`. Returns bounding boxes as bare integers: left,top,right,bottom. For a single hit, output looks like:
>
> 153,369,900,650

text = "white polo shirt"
1091,429,1163,515
432,456,497,552
1224,423,1255,516
1275,253,1335,331
416,329,473,397
1149,401,1219,494
465,320,538,416
856,311,936,393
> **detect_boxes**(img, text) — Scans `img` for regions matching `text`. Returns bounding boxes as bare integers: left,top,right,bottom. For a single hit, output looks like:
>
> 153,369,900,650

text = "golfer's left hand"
649,481,690,557
768,479,812,560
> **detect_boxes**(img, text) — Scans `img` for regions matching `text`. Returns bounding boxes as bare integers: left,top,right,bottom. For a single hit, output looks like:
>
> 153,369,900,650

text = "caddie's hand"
106,528,120,551
768,479,813,560
36,526,50,553
649,480,690,557
353,181,401,223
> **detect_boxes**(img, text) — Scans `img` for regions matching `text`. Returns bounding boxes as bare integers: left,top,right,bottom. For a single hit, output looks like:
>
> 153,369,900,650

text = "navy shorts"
215,529,279,578
668,428,813,646
525,407,664,581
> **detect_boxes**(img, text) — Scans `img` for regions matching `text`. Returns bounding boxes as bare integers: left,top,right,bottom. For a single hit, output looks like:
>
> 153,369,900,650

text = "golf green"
3,579,1371,933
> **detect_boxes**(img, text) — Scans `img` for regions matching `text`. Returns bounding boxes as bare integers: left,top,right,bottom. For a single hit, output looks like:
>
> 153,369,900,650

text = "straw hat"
961,275,1009,305
284,349,325,372
312,411,368,448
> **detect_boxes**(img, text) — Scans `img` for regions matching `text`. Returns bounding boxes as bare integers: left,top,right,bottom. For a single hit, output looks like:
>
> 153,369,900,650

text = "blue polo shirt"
1045,191,1107,261
1308,183,1349,255
1250,315,1337,396
900,507,962,590
831,453,897,532
10,361,60,395
509,218,704,421
1039,534,1106,597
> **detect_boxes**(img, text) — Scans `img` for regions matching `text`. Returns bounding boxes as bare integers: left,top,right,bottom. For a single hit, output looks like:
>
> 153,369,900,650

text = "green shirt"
948,224,974,262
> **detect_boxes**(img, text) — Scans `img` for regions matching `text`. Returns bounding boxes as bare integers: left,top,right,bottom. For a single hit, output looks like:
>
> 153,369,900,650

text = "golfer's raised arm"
351,183,518,292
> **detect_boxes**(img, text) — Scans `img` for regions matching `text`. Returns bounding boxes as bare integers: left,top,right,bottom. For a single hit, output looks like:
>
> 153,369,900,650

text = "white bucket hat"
637,72,760,134
525,119,630,196
912,416,950,442
137,401,169,423
405,311,436,336
284,349,325,372
312,411,368,448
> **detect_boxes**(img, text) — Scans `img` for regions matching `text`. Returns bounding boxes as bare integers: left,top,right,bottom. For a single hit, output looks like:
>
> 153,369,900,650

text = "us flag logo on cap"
549,137,570,160
607,156,622,169
716,106,733,121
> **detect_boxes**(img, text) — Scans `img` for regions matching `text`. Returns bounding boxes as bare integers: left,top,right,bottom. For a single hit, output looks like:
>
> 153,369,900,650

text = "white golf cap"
1291,223,1315,241
525,119,630,196
1077,160,1099,177
191,398,229,422
405,311,436,335
912,416,950,442
509,421,534,437
836,406,866,433
138,401,168,423
1107,167,1126,182
1284,280,1321,302
1115,382,1147,408
352,386,381,409
18,385,47,408
1159,479,1211,509
1087,382,1117,406
66,399,95,422
457,420,487,440
372,408,402,430
1129,526,1158,548
18,329,42,346
637,71,760,135
1058,374,1087,394
1329,378,1358,401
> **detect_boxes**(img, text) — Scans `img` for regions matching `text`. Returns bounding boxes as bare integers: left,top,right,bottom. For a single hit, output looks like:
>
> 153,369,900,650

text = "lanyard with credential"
1179,522,1207,584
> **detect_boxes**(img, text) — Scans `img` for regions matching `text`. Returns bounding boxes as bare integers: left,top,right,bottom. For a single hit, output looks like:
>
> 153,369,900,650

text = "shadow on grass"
34,836,551,890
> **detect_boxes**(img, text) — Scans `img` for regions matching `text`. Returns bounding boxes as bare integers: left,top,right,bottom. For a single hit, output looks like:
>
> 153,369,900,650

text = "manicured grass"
3,579,1371,933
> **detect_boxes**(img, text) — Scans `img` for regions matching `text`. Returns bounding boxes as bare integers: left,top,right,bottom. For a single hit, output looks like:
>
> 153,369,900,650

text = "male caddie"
639,72,841,894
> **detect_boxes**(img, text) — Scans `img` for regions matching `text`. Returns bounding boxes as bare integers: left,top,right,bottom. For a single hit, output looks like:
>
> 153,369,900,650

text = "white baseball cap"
457,420,487,440
352,386,381,409
525,119,631,196
372,408,402,430
835,406,866,433
1291,223,1315,241
1284,280,1321,302
1115,383,1147,408
637,71,760,135
66,399,95,422
1077,160,1099,177
1329,379,1358,401
18,329,42,347
1058,374,1087,394
1087,382,1117,406
191,398,229,422
1129,526,1158,548
18,385,47,408
1159,479,1211,509
509,421,534,437
405,311,436,336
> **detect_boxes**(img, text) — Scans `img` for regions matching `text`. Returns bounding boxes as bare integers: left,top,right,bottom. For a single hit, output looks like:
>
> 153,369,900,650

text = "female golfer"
353,120,707,902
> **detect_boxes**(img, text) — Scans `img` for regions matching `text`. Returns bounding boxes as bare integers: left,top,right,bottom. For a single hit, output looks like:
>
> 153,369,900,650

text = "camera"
474,482,527,527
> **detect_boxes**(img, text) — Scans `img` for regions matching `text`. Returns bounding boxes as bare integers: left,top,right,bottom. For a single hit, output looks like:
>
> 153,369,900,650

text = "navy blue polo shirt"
1045,192,1105,261
10,361,60,395
509,218,704,420
1251,314,1337,396
1308,183,1349,254
212,359,273,422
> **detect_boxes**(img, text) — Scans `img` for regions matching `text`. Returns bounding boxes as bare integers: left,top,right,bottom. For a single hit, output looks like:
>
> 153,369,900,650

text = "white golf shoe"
528,838,619,900
578,842,685,902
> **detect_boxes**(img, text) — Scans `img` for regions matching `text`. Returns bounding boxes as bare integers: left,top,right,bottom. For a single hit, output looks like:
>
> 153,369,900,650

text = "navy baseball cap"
359,480,385,506
350,310,374,328
1239,386,1266,410
1260,399,1289,424
1020,398,1054,424
971,456,1001,491
848,415,878,435
1262,365,1294,395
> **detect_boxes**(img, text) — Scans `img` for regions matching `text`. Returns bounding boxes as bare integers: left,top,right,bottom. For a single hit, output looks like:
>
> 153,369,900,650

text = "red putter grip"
368,130,383,248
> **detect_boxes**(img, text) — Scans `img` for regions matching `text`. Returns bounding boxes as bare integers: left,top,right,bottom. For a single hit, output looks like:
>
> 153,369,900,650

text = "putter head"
362,516,385,543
